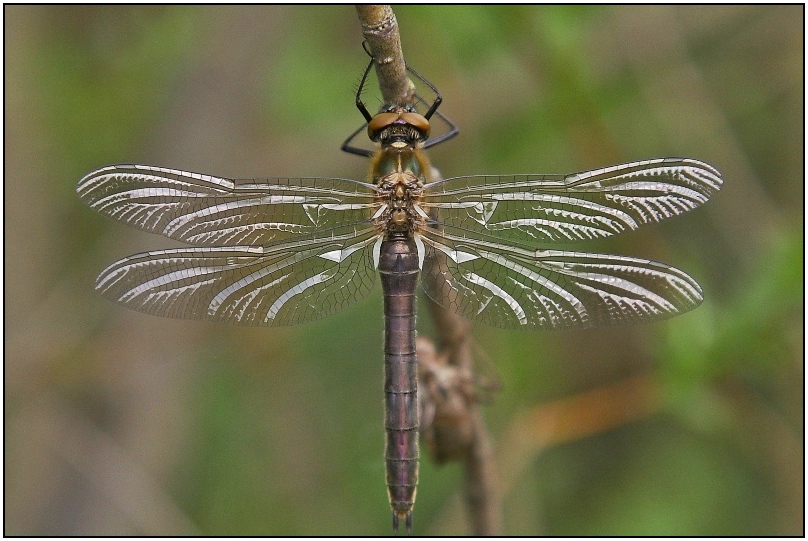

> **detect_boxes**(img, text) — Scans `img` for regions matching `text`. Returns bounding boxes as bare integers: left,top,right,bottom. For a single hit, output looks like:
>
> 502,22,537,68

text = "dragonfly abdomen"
379,238,420,533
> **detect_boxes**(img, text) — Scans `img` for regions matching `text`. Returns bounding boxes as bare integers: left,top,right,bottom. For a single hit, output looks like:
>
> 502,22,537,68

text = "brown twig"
421,255,502,536
354,5,415,106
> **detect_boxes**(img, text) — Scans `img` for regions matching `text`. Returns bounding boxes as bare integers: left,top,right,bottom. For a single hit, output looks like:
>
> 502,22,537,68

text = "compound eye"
400,112,430,138
367,112,399,140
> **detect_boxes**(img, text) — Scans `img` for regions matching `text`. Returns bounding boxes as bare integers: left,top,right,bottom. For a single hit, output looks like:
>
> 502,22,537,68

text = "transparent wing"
95,226,381,326
421,158,722,244
419,227,703,331
77,165,379,245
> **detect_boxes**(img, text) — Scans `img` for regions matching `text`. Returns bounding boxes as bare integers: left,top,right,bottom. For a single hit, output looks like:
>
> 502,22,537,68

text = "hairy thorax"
372,147,430,236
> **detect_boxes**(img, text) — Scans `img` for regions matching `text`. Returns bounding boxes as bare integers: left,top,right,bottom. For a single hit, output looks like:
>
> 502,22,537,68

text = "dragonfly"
77,54,723,533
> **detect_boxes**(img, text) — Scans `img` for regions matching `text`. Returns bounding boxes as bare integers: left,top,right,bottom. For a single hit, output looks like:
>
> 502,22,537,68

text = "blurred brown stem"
423,290,502,536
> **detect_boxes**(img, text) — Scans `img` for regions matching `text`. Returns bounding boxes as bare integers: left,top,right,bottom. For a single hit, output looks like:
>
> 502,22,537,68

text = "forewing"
420,227,703,330
77,165,378,245
95,226,381,326
421,158,722,244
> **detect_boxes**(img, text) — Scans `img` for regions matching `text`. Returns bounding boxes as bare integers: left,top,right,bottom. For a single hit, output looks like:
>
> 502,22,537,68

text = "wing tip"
675,158,724,196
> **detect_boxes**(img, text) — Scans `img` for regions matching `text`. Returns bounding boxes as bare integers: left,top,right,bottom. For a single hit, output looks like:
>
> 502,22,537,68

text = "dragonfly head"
367,104,430,149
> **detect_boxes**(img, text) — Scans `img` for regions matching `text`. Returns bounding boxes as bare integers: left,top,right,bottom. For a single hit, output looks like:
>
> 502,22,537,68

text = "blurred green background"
5,5,802,535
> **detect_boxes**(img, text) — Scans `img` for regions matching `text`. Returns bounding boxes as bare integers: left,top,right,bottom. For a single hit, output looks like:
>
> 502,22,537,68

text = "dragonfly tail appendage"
391,509,413,534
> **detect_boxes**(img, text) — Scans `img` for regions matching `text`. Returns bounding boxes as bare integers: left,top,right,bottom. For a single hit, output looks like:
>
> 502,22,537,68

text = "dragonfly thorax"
372,147,428,236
